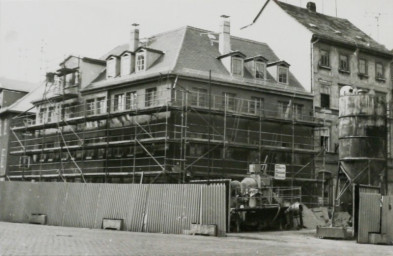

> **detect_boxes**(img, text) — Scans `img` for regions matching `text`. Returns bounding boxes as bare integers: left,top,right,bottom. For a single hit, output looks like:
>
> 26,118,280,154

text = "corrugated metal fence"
0,182,226,236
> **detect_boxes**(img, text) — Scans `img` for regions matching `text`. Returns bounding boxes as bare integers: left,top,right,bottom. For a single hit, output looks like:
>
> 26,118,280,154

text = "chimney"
306,2,316,12
130,23,139,52
219,15,231,55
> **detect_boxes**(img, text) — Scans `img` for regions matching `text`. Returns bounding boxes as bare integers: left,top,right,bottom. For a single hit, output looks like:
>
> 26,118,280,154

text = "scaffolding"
8,76,321,204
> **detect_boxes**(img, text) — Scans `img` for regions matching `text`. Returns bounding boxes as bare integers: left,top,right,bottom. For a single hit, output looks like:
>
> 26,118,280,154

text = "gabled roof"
0,77,37,93
244,55,269,62
83,26,308,94
217,51,247,59
267,60,290,67
272,1,392,57
0,83,45,115
135,46,164,55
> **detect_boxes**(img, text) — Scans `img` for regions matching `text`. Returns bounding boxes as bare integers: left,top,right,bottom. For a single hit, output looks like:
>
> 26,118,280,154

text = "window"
114,94,125,111
125,92,137,110
85,149,95,160
19,156,30,168
65,104,77,119
223,92,236,111
293,104,303,120
121,54,131,76
96,97,106,114
320,50,330,67
231,58,243,76
320,93,330,108
65,72,76,87
191,88,208,107
47,107,55,122
86,99,95,115
339,55,349,72
97,148,106,159
136,53,145,72
320,129,330,152
278,67,288,84
358,59,367,75
255,62,265,79
376,63,384,80
278,101,290,118
39,108,46,123
250,97,264,115
107,57,116,78
145,88,157,107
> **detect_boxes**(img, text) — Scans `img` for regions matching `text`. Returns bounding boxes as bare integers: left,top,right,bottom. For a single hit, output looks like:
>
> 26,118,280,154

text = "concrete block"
368,233,393,245
102,219,123,230
29,214,47,225
190,223,217,236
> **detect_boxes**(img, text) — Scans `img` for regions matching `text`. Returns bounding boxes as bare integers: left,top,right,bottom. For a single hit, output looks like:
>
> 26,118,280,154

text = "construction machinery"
230,164,303,232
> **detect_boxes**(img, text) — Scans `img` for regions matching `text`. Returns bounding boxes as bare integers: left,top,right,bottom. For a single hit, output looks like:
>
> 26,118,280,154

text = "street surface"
0,222,392,255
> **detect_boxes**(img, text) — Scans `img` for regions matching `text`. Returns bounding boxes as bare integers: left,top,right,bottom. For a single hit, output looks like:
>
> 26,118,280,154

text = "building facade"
240,0,393,201
0,78,38,180
8,20,320,204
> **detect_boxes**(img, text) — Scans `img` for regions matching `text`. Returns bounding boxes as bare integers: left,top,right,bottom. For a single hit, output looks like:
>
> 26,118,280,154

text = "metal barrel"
338,88,386,185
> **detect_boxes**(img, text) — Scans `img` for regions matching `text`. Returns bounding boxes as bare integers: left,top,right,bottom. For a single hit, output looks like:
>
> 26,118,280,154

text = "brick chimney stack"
219,15,231,55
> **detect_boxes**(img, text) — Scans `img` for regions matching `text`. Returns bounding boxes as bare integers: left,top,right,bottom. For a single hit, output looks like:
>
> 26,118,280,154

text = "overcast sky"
1,0,392,83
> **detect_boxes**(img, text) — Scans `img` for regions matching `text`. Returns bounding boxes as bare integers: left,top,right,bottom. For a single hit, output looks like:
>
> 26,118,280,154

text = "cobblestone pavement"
0,222,392,256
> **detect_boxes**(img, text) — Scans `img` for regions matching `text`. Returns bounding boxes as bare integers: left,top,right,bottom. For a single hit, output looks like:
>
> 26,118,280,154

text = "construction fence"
0,181,227,236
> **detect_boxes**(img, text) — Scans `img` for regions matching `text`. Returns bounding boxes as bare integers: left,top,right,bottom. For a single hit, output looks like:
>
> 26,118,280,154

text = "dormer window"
121,53,132,76
278,67,288,84
107,57,117,78
136,52,146,72
255,62,266,79
232,57,243,76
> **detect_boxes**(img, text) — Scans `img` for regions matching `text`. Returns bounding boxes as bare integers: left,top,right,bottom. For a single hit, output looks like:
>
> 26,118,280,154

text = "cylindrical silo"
339,87,386,186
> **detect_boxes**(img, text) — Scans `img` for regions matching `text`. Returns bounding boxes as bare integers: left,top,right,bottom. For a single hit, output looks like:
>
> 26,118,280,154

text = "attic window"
308,23,318,28
136,52,146,72
121,53,131,76
232,57,243,76
278,67,288,84
107,57,117,78
255,62,266,79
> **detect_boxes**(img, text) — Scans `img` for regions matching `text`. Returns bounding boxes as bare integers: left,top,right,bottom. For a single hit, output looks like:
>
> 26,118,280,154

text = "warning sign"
274,164,286,180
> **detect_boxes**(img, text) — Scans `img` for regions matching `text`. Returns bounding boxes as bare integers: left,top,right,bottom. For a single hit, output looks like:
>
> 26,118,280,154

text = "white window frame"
125,91,137,110
114,93,125,112
231,57,243,76
136,52,146,72
191,88,208,107
255,61,266,79
121,53,131,76
107,57,117,78
145,87,157,107
278,67,288,84
96,97,106,114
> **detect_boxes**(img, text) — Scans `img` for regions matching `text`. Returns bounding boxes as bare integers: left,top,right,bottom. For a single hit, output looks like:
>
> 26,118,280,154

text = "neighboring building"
0,78,38,180
240,0,393,203
8,20,320,204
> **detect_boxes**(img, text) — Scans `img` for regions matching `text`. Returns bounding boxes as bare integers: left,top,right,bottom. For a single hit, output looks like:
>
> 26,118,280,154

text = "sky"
0,0,392,84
